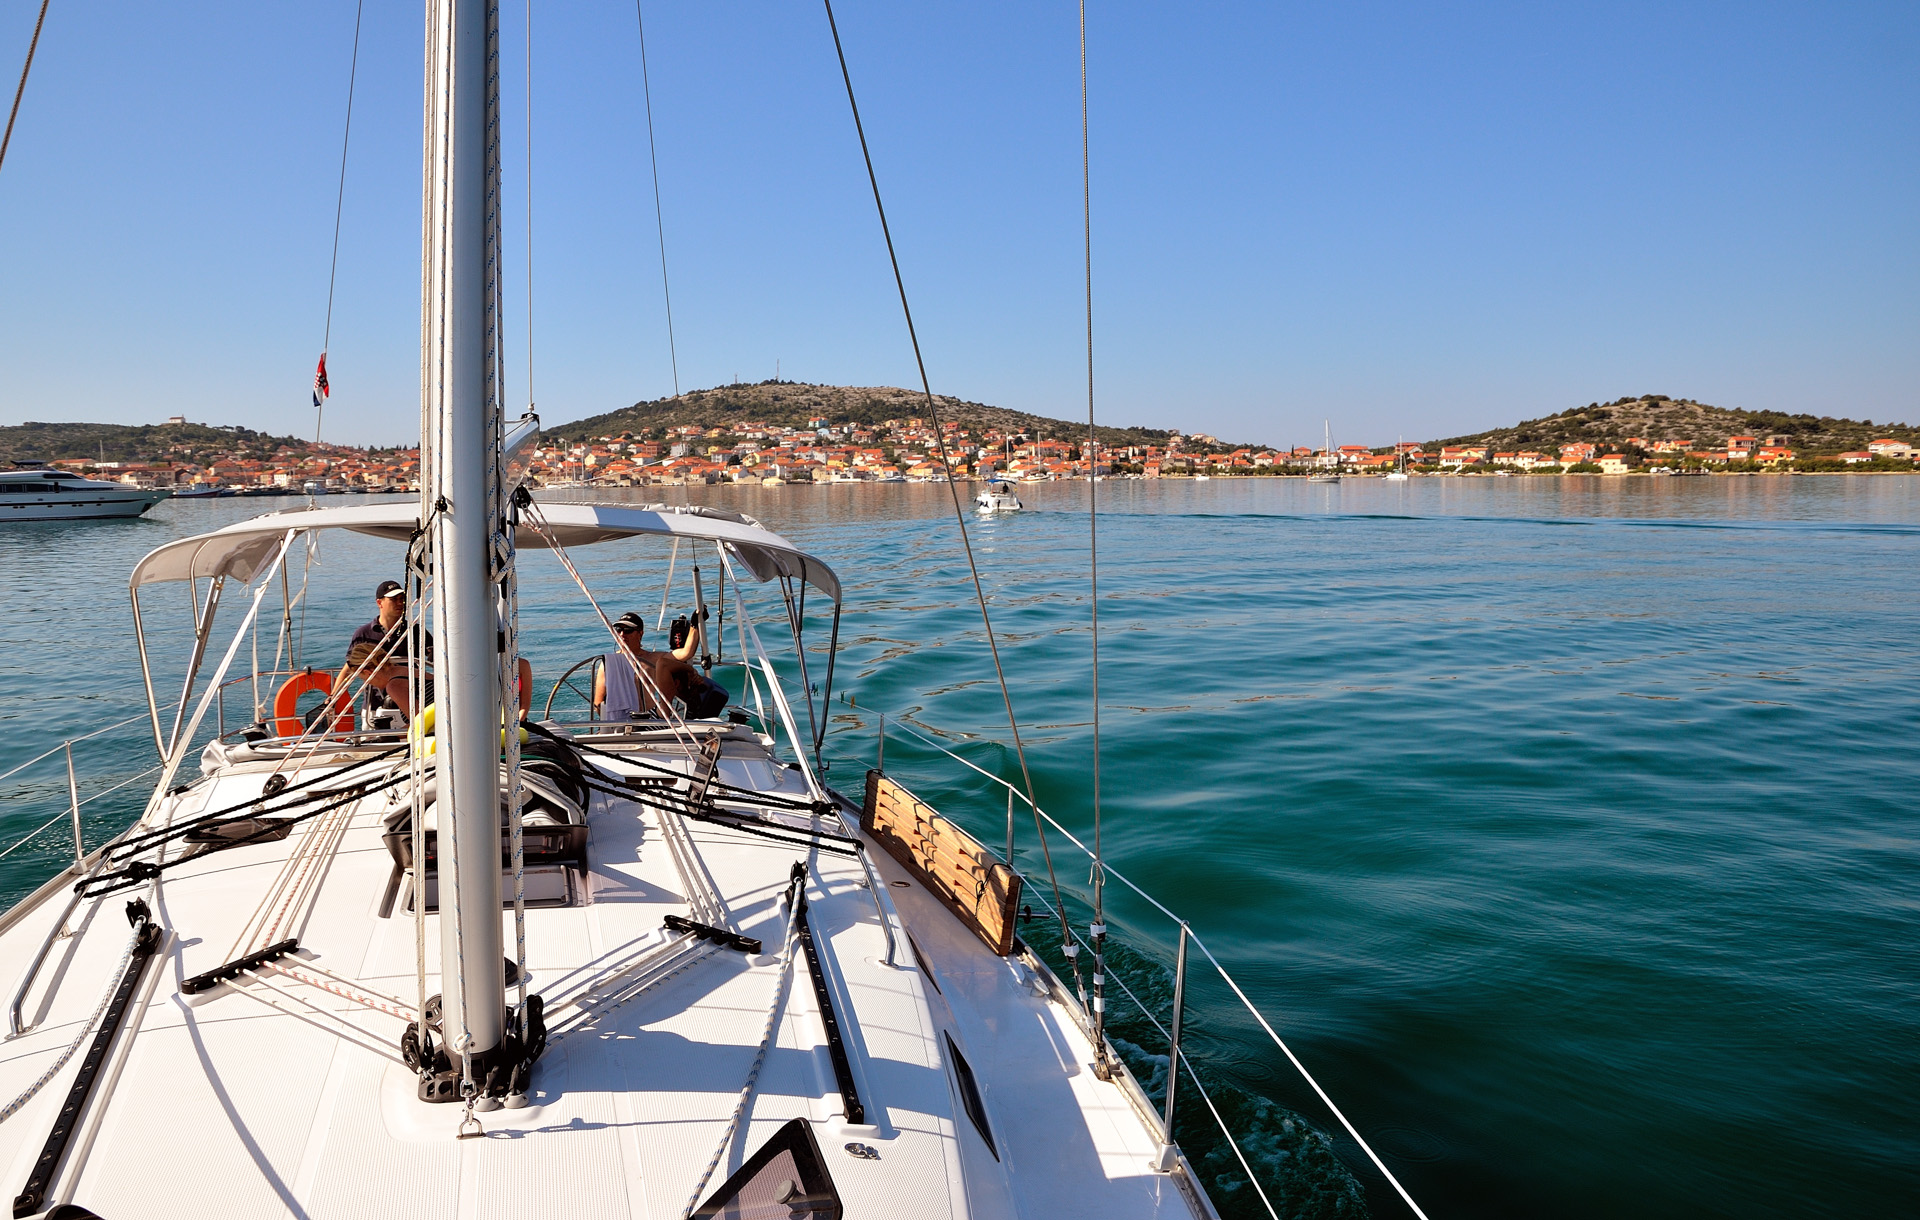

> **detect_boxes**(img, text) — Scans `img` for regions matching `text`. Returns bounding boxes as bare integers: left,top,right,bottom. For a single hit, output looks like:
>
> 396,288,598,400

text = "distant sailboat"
1308,419,1341,483
1385,434,1410,480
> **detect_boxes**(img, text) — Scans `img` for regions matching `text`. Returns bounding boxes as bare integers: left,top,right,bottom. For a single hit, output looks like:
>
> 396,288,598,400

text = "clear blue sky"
0,1,1913,448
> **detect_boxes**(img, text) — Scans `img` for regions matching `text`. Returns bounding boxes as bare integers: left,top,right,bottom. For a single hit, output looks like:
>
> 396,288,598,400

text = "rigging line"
1079,0,1111,1077
631,0,680,396
0,0,48,179
316,0,367,447
819,0,1079,968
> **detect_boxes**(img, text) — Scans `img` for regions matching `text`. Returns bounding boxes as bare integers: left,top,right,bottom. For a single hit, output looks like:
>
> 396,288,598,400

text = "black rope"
522,719,821,813
107,744,407,860
84,769,413,898
571,768,861,857
0,0,49,179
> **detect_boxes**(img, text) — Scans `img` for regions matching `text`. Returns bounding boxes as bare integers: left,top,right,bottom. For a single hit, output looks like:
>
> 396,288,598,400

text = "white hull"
975,484,1023,512
0,488,169,520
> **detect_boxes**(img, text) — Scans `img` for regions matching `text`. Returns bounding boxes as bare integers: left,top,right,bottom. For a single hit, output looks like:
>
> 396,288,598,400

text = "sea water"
1,477,1915,1218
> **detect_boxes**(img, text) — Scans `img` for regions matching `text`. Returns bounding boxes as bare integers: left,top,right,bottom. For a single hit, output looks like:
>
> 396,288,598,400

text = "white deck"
0,726,1213,1219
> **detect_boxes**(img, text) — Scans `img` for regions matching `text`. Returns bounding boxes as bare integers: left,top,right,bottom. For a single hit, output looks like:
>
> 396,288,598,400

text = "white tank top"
601,651,643,721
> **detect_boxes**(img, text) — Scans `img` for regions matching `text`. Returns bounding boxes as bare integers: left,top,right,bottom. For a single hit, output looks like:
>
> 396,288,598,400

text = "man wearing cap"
593,611,701,721
341,580,432,723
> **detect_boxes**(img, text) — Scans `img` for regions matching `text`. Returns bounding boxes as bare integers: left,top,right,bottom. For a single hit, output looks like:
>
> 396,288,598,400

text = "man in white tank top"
593,611,701,721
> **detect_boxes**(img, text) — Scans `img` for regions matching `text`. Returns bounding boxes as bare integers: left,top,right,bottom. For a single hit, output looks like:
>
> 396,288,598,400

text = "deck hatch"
691,1116,842,1219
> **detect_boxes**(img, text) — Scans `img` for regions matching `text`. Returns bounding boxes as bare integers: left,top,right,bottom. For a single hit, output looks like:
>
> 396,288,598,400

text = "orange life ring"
273,669,355,737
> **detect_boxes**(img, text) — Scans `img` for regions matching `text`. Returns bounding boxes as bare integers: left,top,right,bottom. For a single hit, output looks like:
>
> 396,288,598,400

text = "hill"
1428,396,1920,457
0,420,311,466
547,381,1212,448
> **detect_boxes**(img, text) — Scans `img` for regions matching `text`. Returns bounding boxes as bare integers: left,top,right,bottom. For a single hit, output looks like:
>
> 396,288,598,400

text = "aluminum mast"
423,0,505,1068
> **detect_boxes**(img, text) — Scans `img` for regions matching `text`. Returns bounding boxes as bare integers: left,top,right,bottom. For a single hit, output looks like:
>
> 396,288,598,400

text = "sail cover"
129,501,841,603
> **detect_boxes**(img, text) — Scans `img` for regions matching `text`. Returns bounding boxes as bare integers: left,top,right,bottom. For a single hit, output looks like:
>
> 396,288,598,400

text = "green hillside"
1429,396,1920,456
0,420,308,466
547,381,1204,448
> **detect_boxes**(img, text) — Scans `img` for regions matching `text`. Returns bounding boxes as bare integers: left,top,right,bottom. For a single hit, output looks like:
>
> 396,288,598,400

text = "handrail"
862,711,1431,1220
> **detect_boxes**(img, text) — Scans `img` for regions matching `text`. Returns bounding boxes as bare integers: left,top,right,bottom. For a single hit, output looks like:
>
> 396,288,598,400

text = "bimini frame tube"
166,577,225,758
130,586,166,762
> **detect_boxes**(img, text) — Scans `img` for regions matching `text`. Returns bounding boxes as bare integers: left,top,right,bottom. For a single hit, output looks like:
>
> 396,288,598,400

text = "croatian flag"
312,352,330,408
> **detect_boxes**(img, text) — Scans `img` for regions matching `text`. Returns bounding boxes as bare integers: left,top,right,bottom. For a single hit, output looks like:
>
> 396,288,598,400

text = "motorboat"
975,480,1023,512
0,467,170,521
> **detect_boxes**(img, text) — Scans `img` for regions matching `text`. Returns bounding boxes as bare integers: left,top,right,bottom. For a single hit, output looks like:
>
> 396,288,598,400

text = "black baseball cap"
614,612,644,633
375,580,405,599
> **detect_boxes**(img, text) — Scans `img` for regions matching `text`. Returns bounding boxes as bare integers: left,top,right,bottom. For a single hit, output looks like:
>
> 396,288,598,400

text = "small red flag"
312,352,330,407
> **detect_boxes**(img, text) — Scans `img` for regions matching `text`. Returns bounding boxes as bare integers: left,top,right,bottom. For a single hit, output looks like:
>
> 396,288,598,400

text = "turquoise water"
3,477,1917,1218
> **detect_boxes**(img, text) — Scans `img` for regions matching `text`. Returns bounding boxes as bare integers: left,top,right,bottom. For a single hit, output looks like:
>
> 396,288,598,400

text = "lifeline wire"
0,0,49,178
632,0,680,396
818,0,1080,982
315,0,367,447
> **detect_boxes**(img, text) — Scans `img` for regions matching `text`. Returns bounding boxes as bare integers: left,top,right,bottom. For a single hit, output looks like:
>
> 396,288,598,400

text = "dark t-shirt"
347,619,433,709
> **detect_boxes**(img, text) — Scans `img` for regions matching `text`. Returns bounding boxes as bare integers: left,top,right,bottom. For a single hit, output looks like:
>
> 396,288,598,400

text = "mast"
423,0,506,1070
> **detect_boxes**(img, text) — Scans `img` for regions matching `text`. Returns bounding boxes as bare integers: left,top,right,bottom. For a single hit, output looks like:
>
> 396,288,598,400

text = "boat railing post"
876,712,885,774
1005,785,1015,866
64,740,82,864
1156,920,1190,1171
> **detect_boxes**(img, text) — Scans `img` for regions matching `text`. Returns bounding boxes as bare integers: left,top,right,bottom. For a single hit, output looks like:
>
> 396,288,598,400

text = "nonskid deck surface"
0,729,1206,1219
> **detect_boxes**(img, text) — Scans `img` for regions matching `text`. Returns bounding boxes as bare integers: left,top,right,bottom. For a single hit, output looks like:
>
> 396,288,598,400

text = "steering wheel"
543,655,603,721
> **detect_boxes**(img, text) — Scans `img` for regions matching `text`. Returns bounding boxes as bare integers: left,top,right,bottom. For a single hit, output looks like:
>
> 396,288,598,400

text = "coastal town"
11,407,1920,493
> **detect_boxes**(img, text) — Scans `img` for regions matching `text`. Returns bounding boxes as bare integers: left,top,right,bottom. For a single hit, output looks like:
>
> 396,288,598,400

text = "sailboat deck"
0,729,1209,1218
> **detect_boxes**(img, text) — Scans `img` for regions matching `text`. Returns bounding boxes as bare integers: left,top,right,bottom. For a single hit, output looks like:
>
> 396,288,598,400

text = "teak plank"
863,770,1022,956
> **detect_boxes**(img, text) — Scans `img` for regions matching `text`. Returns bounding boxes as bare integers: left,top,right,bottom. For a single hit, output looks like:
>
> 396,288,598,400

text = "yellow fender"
409,701,529,757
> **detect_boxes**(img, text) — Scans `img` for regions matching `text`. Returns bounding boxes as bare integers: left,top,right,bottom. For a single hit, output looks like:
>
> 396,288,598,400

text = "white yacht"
0,8,1433,1219
974,481,1023,512
0,467,170,521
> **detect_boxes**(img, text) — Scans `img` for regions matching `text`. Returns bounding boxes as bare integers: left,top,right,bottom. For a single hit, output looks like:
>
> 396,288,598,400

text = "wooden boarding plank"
863,770,1022,956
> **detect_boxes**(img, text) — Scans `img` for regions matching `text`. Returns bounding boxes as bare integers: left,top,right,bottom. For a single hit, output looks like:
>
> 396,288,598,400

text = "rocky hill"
1429,396,1920,456
0,420,311,466
547,381,1200,448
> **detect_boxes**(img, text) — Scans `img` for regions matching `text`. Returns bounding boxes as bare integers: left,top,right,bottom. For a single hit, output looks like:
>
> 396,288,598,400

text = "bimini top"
129,500,841,602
